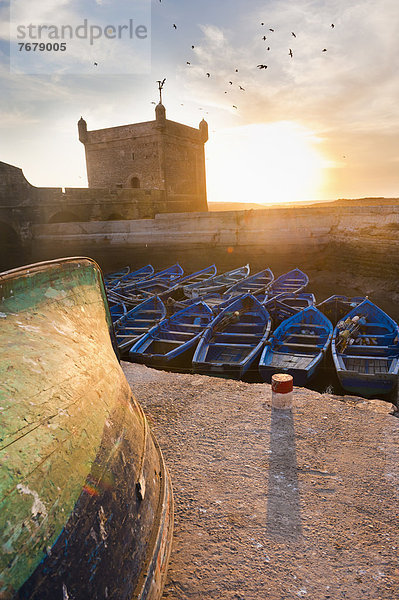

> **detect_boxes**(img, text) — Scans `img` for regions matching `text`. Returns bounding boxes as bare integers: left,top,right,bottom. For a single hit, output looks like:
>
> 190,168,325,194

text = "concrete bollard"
271,374,293,409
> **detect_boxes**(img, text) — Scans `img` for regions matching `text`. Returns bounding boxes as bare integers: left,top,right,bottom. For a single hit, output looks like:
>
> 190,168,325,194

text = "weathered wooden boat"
259,306,333,386
114,296,167,356
129,301,214,368
0,258,173,600
264,268,309,300
192,294,272,379
331,298,399,397
317,295,366,326
183,265,250,298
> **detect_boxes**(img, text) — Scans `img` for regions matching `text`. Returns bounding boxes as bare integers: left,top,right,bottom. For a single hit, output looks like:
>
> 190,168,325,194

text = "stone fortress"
0,100,208,267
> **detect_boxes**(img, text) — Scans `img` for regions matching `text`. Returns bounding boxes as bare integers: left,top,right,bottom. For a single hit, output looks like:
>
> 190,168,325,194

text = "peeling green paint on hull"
0,258,173,599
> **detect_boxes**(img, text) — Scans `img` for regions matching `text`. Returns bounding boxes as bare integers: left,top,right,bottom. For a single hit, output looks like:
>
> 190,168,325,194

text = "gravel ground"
122,362,399,600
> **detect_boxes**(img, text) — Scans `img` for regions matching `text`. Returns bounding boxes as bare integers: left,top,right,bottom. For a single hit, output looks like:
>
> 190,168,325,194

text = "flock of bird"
160,5,336,113
92,2,336,115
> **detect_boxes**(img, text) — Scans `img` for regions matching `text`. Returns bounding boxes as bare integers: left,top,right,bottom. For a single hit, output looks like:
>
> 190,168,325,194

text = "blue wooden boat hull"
331,299,399,398
193,294,272,380
183,265,250,298
129,302,214,369
259,306,333,386
114,296,167,355
264,268,309,300
224,268,274,296
317,295,366,326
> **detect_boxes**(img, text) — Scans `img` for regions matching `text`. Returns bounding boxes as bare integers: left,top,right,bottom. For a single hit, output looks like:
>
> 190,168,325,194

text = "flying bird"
269,28,274,32
192,45,195,49
267,46,270,50
94,62,98,66
257,64,268,69
206,72,211,77
291,32,296,37
239,85,245,91
173,24,177,29
289,48,293,57
261,22,264,26
263,36,267,41
229,81,233,84
151,101,156,104
233,105,238,109
186,61,191,65
235,69,239,72
322,48,327,52
331,23,335,28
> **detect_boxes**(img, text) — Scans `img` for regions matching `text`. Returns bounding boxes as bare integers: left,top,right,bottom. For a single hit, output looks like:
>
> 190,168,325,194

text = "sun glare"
205,122,327,205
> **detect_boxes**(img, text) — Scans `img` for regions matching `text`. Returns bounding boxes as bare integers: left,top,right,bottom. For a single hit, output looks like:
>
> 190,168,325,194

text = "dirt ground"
122,362,399,600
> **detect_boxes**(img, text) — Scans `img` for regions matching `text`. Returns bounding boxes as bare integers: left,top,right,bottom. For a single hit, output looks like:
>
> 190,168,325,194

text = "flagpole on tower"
157,78,166,104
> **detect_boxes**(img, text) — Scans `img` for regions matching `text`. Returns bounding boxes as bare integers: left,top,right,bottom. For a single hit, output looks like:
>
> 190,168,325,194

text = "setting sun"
205,122,328,205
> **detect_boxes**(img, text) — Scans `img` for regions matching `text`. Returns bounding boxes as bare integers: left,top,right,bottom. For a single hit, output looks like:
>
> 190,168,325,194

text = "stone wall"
29,205,399,280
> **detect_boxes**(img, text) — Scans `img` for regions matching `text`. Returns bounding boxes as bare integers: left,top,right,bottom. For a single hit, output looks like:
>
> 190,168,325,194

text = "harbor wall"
29,205,399,279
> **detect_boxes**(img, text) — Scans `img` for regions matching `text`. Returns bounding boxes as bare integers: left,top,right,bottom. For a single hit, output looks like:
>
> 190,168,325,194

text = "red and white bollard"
271,373,293,409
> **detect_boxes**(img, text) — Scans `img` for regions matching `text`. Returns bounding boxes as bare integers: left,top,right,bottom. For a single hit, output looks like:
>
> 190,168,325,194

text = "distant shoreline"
208,198,399,211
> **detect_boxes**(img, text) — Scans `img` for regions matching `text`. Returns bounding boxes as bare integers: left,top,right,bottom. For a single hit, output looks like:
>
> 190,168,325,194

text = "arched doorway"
130,177,140,189
0,221,23,272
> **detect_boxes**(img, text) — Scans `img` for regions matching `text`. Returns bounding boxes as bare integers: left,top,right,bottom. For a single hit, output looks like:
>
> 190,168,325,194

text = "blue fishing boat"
178,264,217,285
317,295,367,326
225,268,274,297
331,299,399,398
197,268,274,313
159,265,218,303
264,292,316,329
103,265,130,285
114,297,167,355
259,306,333,386
146,263,184,282
115,264,155,288
275,292,316,309
109,302,128,323
121,264,184,295
129,302,214,368
183,265,250,298
192,294,272,379
264,268,309,300
107,288,151,309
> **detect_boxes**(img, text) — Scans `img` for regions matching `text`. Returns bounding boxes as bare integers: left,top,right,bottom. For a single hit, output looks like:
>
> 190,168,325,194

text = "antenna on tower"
157,78,166,103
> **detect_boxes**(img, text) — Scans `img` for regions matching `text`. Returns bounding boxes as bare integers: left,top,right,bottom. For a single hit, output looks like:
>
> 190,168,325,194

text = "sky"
0,0,398,204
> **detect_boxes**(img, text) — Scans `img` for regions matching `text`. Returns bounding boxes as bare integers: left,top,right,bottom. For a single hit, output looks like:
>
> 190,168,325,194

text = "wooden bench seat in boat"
276,342,320,350
153,338,187,344
211,342,256,348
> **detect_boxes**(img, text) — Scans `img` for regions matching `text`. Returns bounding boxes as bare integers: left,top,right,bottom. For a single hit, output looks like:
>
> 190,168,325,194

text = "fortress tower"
78,102,208,212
